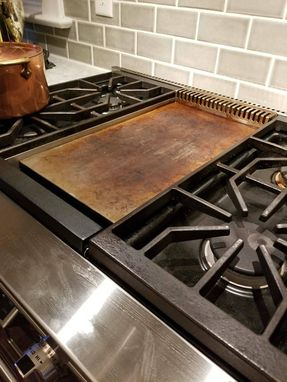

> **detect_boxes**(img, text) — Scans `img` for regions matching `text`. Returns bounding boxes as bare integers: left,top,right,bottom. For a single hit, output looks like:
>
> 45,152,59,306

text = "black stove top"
90,117,287,382
0,68,176,158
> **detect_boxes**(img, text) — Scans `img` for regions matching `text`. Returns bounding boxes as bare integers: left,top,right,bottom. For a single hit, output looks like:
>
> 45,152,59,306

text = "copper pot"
0,42,49,119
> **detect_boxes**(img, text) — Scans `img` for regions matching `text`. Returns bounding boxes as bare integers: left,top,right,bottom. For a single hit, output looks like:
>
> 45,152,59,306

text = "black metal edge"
89,230,287,382
0,159,102,253
19,162,111,228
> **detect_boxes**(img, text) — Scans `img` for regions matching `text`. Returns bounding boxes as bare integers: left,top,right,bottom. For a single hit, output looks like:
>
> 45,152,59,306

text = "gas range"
0,67,286,382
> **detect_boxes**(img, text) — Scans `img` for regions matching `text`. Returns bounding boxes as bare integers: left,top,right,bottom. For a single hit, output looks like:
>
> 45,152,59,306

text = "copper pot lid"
0,42,42,62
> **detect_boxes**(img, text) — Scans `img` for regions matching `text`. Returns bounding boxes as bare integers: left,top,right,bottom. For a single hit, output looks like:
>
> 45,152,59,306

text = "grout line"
175,0,179,6
244,18,253,50
284,1,287,18
103,26,106,47
66,42,70,59
188,70,194,86
194,11,200,40
154,6,157,33
151,61,155,75
265,57,275,87
75,21,79,41
214,48,220,74
88,0,92,22
135,31,138,55
223,0,228,12
91,45,94,65
234,80,240,98
171,38,175,64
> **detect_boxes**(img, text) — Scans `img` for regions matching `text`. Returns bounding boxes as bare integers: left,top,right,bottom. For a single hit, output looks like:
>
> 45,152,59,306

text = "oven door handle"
0,357,19,382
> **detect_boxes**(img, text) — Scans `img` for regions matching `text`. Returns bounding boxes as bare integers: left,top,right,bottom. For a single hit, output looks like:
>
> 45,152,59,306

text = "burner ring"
200,240,268,294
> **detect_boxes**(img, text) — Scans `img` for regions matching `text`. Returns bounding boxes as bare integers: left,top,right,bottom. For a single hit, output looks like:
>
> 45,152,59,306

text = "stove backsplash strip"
177,88,277,126
90,115,287,382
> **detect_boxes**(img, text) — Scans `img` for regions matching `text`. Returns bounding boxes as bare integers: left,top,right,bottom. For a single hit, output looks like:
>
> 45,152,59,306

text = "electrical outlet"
95,0,113,17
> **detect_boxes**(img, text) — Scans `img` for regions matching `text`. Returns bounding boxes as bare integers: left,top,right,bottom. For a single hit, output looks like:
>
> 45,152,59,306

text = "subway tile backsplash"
93,47,120,68
178,0,225,11
174,41,217,72
197,13,249,48
217,49,271,85
156,8,198,39
121,3,155,32
227,0,286,19
25,0,287,113
137,32,172,62
106,27,135,54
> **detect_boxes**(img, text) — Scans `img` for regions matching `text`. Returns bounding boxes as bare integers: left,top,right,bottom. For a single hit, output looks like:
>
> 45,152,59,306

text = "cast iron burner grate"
90,117,287,382
0,70,176,158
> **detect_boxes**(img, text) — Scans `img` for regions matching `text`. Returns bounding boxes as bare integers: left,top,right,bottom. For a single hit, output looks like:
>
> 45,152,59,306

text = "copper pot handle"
0,58,32,79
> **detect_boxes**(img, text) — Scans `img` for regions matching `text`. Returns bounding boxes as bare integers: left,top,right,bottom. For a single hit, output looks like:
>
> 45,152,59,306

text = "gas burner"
201,219,286,292
273,167,287,190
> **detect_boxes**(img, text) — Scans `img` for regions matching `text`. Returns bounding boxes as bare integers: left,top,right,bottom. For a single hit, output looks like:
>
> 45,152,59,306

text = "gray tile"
157,8,197,39
174,41,217,72
121,3,155,32
139,0,175,5
137,32,172,62
106,27,135,54
68,41,92,64
34,24,54,35
93,47,120,69
227,0,285,18
218,49,271,84
193,73,237,97
24,30,46,45
248,19,287,57
198,13,249,48
47,35,67,57
91,1,120,26
270,60,287,90
238,83,287,112
24,22,34,31
121,55,152,74
78,22,103,46
155,63,189,85
178,0,225,11
63,0,89,20
54,21,77,40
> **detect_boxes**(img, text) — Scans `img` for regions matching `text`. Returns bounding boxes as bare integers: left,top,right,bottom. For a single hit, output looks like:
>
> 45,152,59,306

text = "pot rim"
0,42,43,63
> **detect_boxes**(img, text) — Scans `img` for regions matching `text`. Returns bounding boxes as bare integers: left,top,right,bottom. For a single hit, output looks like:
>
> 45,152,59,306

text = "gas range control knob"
14,337,59,380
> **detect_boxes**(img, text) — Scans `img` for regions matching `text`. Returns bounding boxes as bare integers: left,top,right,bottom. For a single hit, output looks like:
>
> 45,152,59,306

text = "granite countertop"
45,54,108,85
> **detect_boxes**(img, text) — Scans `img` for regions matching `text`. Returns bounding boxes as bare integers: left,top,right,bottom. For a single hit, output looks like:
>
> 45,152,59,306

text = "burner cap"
273,168,287,190
209,220,283,277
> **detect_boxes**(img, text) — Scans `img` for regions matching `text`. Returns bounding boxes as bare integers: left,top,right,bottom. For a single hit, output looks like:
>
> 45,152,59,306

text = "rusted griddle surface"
21,103,256,222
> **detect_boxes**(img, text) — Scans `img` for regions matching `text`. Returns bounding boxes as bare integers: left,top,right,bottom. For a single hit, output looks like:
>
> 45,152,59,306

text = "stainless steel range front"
0,192,234,382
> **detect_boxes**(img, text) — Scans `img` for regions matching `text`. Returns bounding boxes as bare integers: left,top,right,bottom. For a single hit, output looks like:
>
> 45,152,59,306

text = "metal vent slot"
177,88,277,127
